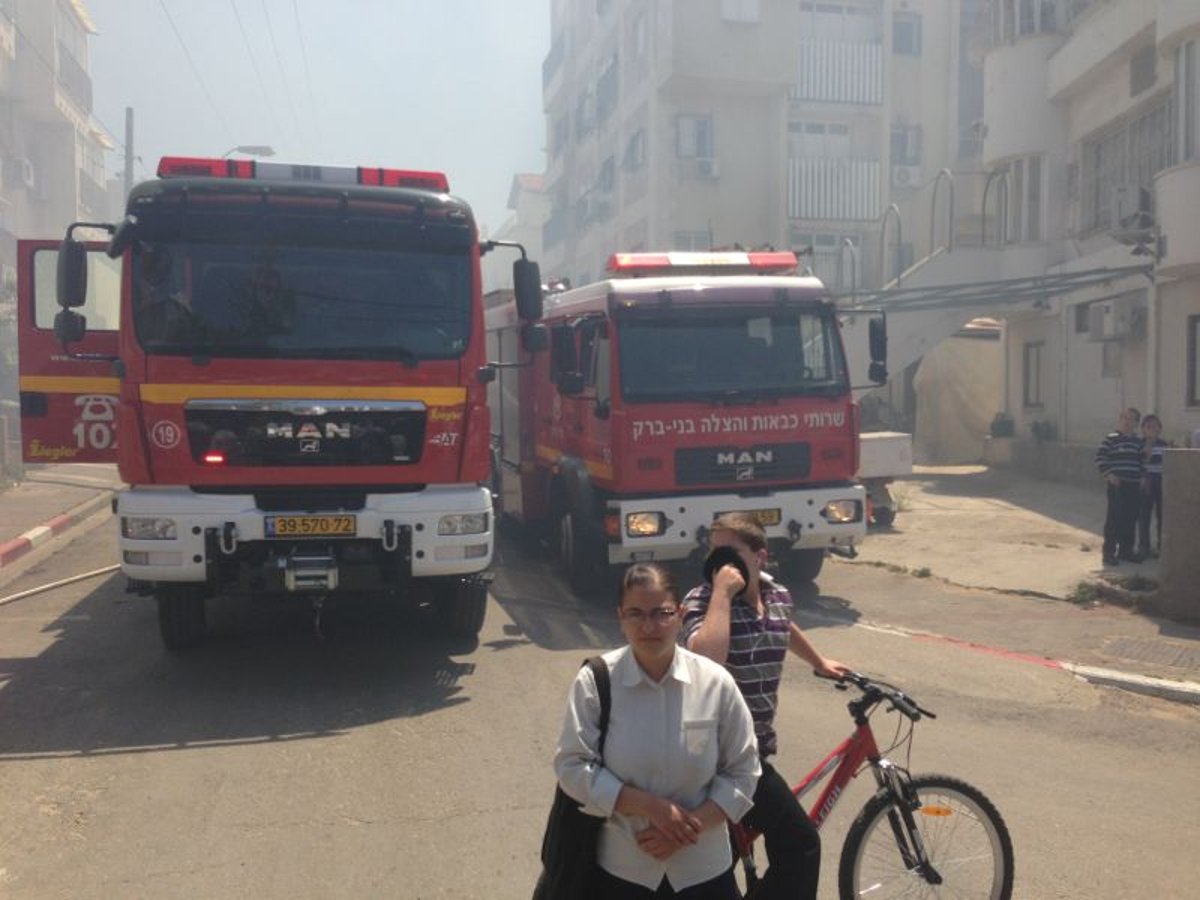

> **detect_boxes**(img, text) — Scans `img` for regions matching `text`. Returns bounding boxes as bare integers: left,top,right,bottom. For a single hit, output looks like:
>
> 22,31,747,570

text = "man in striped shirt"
1095,406,1145,565
682,513,850,900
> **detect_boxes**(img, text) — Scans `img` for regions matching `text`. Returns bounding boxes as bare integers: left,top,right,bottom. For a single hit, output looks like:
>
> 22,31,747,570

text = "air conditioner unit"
891,164,921,189
696,157,720,179
1088,295,1145,342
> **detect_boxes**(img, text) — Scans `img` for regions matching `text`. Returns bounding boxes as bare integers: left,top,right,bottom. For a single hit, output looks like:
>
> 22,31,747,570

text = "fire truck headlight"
437,512,490,536
625,512,667,537
821,500,862,524
121,516,178,540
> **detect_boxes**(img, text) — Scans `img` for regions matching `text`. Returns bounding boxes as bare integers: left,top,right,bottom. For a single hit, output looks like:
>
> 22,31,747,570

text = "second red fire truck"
484,250,887,588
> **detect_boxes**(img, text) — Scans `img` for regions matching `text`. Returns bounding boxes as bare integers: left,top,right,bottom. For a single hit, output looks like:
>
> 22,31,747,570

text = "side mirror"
54,309,87,345
868,361,888,385
868,315,887,367
556,371,584,395
522,323,549,353
513,258,544,321
594,398,611,420
57,237,88,309
476,364,497,385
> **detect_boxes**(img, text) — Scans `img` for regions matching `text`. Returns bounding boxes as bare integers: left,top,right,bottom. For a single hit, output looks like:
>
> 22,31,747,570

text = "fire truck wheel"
434,576,488,638
871,505,896,527
779,548,825,584
155,584,207,651
557,510,596,591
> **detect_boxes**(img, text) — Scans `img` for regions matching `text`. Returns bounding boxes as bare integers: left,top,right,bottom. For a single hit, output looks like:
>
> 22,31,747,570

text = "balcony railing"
791,40,883,105
788,157,881,222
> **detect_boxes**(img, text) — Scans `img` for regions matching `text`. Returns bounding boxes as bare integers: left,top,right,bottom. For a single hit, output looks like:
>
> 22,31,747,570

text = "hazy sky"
86,0,550,231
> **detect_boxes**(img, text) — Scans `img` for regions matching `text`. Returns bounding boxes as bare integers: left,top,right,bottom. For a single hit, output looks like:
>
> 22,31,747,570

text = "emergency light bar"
605,250,798,277
156,156,450,192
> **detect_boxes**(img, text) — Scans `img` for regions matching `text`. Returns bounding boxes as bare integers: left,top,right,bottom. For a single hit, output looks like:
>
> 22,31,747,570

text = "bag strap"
584,656,611,760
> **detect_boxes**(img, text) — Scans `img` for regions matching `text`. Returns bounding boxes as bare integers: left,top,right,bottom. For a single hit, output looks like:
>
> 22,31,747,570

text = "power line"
290,0,322,151
157,0,233,144
259,0,303,140
230,0,284,137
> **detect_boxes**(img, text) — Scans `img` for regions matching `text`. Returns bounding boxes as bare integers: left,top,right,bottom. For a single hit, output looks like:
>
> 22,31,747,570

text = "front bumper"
116,484,493,582
606,484,866,565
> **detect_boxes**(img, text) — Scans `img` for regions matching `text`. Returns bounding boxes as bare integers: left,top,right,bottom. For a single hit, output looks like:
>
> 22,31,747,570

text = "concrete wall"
1158,448,1200,621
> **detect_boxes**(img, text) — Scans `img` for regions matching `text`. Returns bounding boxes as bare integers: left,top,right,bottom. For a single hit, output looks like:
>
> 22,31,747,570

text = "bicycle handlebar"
819,671,937,721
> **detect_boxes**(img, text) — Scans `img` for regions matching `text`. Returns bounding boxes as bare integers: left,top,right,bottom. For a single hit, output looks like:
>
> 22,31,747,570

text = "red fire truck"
17,156,542,648
484,250,886,588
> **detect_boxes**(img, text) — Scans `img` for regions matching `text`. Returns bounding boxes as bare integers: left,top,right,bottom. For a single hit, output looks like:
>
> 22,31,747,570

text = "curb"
821,614,1200,706
0,491,114,569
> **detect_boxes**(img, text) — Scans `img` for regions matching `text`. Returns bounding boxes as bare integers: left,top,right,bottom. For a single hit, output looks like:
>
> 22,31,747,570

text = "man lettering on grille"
681,512,850,900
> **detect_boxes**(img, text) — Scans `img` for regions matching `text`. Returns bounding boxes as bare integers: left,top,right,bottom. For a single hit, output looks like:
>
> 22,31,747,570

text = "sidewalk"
0,464,121,569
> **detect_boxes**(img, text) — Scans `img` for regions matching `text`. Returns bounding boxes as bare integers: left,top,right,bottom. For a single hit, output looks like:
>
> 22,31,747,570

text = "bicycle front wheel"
838,774,1013,900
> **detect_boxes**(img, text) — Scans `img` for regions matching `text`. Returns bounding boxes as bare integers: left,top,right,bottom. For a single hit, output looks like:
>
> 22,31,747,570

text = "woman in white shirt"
554,563,760,899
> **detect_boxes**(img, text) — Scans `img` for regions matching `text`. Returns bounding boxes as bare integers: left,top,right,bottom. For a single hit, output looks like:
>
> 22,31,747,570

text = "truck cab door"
17,239,122,464
576,321,614,485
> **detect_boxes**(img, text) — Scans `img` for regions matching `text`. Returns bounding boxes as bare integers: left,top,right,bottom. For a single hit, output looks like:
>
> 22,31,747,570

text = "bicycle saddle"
703,545,750,586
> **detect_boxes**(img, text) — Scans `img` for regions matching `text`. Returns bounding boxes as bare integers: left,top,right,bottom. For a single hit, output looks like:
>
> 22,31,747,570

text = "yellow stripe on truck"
19,375,122,393
138,384,468,404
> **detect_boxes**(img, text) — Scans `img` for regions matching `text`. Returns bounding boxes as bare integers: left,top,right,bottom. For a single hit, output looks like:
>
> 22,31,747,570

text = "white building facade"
539,0,983,294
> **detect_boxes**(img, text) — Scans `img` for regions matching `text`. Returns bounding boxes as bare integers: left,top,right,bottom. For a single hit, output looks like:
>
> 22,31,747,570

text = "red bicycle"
731,672,1014,899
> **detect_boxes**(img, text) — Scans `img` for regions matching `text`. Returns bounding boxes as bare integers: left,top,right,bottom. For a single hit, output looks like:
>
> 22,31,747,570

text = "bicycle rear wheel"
838,773,1013,900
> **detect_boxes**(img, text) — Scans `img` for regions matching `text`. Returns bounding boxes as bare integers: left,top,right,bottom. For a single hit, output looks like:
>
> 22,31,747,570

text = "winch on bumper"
604,484,866,565
115,484,493,585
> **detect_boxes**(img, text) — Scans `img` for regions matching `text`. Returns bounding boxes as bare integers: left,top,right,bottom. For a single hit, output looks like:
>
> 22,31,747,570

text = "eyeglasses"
620,607,678,625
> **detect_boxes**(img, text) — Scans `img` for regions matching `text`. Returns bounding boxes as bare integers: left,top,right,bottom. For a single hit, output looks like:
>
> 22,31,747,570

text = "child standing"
1138,414,1167,559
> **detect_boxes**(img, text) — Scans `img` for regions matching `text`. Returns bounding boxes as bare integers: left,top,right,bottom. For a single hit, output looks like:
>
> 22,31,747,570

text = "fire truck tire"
780,548,825,584
871,505,896,527
557,510,597,591
434,576,488,637
155,584,207,650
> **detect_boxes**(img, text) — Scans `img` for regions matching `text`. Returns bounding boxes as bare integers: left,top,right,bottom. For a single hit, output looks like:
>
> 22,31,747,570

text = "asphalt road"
0,518,1196,899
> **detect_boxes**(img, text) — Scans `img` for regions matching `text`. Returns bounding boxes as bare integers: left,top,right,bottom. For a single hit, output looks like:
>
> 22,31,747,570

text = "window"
1022,341,1044,407
596,54,619,123
676,115,713,158
1074,303,1091,334
1080,101,1174,233
893,13,921,55
623,129,646,170
891,124,922,165
722,0,760,23
1130,45,1156,96
1189,315,1200,406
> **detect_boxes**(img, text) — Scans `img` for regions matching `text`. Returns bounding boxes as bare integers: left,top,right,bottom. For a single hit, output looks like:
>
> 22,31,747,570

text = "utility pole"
124,107,134,198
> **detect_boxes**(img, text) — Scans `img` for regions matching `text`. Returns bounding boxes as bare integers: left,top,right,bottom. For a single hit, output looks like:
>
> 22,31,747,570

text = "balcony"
57,43,92,112
787,158,881,222
78,170,108,216
791,41,883,106
1155,161,1200,276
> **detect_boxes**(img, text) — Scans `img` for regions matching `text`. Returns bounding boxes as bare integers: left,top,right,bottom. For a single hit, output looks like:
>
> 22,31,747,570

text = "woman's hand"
635,825,682,861
643,796,704,847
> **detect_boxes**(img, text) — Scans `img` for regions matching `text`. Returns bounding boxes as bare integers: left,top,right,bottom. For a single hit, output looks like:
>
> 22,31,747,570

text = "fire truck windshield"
617,309,847,402
131,239,471,361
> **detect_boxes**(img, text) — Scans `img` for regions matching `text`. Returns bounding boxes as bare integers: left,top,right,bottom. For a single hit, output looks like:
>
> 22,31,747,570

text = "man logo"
736,466,755,481
299,439,321,453
267,422,352,439
716,449,774,466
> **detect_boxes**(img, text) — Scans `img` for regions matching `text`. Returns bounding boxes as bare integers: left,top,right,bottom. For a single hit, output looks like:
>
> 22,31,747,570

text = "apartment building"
974,0,1200,454
539,0,982,291
0,0,112,472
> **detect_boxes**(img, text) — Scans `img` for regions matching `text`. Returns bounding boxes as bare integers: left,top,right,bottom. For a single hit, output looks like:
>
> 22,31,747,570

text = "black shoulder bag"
532,656,612,900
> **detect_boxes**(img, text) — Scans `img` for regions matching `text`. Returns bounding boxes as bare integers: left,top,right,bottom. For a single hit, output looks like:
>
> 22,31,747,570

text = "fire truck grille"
674,443,811,486
184,406,427,467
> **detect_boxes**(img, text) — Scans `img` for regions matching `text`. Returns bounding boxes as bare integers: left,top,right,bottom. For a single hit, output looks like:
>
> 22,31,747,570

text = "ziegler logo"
266,422,352,439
